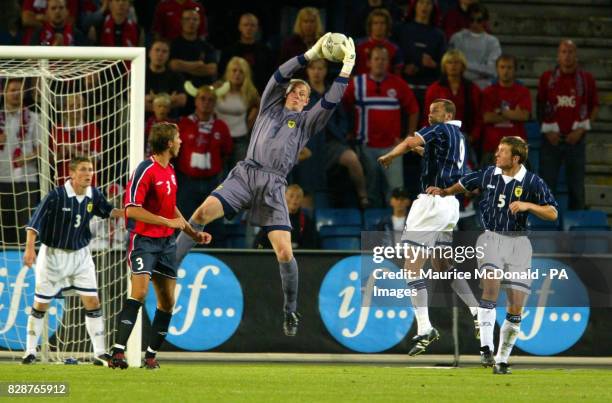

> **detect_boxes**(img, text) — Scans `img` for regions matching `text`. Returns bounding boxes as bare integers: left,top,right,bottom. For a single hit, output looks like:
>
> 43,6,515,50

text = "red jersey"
21,0,79,44
355,38,404,75
125,156,177,238
176,114,232,178
424,80,482,141
537,68,599,135
344,73,419,148
482,82,532,152
152,0,207,41
52,123,101,185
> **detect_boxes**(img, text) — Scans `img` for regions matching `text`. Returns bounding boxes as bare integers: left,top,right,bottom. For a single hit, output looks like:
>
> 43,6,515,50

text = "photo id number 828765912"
0,383,69,396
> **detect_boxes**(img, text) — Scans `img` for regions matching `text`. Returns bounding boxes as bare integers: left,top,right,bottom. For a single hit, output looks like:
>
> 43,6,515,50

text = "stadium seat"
562,210,609,231
556,193,569,212
314,208,362,230
363,208,390,230
527,214,561,231
529,233,561,253
314,192,331,209
557,165,568,193
321,237,360,250
319,225,362,237
568,230,610,254
226,235,246,248
527,148,540,174
525,121,541,149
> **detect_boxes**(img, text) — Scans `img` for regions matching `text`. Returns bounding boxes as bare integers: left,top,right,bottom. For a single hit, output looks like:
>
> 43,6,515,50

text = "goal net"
0,46,144,364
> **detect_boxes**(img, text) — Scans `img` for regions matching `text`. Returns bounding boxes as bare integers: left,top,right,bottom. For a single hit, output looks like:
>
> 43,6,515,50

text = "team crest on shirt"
387,89,397,97
514,186,523,197
287,120,296,129
87,202,93,213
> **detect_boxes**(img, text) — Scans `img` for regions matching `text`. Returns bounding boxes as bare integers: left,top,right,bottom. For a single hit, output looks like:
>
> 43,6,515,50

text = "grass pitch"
1,362,611,402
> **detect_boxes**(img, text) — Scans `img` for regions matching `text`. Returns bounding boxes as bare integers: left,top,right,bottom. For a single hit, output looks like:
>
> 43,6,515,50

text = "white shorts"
34,244,99,303
401,194,460,248
476,231,533,294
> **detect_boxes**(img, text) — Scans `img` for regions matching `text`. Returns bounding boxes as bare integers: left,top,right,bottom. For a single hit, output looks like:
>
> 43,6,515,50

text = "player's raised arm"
304,35,355,134
378,135,425,168
260,33,331,113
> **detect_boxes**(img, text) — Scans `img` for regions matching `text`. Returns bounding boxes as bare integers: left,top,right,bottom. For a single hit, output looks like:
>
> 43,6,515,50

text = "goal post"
0,46,144,367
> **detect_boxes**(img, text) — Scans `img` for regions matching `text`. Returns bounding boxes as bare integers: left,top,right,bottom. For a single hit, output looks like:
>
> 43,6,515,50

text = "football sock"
407,276,432,335
496,313,521,364
146,309,172,358
113,298,142,353
175,220,200,266
450,276,478,317
279,258,299,313
85,308,106,356
25,308,45,356
478,299,497,352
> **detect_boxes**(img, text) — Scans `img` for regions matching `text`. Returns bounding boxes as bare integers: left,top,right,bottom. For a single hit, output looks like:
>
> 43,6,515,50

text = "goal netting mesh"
0,53,140,363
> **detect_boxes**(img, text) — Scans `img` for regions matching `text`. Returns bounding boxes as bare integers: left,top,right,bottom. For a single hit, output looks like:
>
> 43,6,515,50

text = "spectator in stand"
152,0,207,41
29,0,86,46
347,0,403,39
53,93,101,184
169,8,218,88
355,9,404,76
145,93,176,156
88,0,143,47
442,0,491,41
449,3,501,89
20,0,78,44
252,184,317,249
344,45,419,207
481,54,531,166
145,39,187,117
424,49,482,148
176,86,233,220
279,7,324,63
537,39,599,210
376,187,411,245
1,1,20,45
395,0,446,106
0,79,40,245
214,57,261,172
219,13,273,94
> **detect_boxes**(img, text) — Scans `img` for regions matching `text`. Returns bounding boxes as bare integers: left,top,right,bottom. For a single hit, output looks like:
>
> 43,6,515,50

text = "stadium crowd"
0,0,600,248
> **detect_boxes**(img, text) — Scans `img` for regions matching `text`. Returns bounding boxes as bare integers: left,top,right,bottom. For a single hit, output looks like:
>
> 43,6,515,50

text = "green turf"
1,362,611,402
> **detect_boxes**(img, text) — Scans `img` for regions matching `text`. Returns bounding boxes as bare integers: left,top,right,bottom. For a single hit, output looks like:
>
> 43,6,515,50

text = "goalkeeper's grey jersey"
245,54,349,177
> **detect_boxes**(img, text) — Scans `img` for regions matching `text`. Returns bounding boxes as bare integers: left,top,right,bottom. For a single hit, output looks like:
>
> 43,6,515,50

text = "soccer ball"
321,33,348,62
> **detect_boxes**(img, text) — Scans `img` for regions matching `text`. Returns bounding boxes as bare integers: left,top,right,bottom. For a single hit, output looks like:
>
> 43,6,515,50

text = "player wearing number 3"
109,123,211,369
22,156,124,365
378,99,468,355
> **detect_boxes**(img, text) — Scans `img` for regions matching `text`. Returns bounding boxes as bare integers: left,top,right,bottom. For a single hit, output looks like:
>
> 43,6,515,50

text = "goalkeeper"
175,32,355,336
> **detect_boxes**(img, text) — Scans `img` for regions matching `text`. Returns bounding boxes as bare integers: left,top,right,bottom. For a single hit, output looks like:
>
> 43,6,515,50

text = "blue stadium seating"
315,208,362,230
363,208,390,230
314,192,331,209
557,165,568,193
321,237,361,250
527,214,561,231
525,121,541,149
568,230,610,254
562,210,609,231
556,193,569,212
319,225,362,237
529,233,561,253
527,148,540,174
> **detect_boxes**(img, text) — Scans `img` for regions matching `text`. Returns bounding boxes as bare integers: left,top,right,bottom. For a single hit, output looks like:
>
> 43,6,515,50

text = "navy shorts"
127,232,177,279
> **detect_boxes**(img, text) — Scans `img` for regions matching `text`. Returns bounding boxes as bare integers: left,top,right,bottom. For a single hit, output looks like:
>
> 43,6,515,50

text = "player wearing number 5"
378,99,469,355
22,156,124,365
109,123,211,370
426,136,558,374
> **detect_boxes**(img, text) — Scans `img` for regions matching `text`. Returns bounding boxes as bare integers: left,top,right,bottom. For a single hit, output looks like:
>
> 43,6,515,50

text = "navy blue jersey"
27,181,114,250
416,120,466,191
460,165,558,231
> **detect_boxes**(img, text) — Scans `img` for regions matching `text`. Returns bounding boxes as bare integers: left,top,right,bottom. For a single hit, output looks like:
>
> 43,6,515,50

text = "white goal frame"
0,46,144,367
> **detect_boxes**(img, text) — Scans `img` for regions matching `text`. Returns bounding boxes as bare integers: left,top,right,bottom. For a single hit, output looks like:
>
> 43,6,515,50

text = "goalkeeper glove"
340,37,356,76
305,32,331,61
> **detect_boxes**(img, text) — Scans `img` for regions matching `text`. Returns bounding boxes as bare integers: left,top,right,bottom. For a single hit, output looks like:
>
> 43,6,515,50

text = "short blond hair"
153,93,171,107
441,49,467,75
